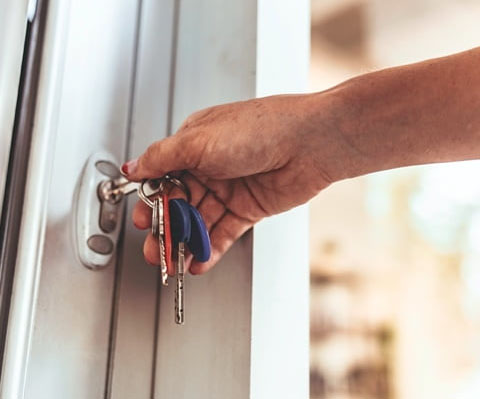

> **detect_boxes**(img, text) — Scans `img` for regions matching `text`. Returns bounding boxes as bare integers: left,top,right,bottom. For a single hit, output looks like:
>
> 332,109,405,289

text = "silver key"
175,242,185,324
170,198,190,325
98,178,139,204
152,197,168,286
151,196,159,236
99,176,162,204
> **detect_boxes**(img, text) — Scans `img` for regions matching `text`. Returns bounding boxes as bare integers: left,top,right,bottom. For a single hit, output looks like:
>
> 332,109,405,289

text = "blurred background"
308,1,480,398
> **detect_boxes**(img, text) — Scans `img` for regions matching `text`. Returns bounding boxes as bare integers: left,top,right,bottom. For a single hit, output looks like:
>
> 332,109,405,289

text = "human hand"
122,94,335,274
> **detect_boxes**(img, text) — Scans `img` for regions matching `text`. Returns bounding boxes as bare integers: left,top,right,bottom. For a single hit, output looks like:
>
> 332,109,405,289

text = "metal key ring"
159,175,191,203
138,175,191,208
138,180,156,208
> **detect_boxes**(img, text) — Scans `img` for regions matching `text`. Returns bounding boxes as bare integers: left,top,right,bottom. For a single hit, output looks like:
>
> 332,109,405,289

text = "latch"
72,152,140,270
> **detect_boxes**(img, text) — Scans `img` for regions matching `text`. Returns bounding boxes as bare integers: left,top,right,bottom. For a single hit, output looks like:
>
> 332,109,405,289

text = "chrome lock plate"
72,152,128,270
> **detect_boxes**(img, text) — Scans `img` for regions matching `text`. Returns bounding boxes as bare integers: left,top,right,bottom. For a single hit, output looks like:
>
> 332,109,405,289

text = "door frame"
0,1,71,396
0,0,29,210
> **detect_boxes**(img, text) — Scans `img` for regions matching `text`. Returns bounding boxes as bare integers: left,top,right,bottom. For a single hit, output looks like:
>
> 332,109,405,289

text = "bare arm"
317,47,480,181
122,47,480,273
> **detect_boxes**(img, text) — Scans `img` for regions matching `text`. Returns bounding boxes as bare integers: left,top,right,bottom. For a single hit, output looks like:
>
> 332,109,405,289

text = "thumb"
121,136,193,181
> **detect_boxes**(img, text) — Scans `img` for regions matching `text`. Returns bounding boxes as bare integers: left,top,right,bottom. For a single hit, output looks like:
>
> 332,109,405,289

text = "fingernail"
121,159,138,176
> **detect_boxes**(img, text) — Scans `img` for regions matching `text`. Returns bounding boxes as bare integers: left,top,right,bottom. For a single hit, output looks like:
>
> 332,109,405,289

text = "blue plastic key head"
187,204,211,262
169,199,191,245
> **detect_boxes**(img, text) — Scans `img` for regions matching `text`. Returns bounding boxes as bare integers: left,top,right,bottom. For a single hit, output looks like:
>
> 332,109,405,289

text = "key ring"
137,179,161,207
159,175,191,203
138,175,191,208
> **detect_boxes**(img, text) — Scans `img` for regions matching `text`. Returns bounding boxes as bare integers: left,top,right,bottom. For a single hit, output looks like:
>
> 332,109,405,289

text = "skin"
123,47,480,275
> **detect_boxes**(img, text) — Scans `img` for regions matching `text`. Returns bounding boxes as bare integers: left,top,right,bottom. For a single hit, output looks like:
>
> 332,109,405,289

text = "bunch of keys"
138,175,211,325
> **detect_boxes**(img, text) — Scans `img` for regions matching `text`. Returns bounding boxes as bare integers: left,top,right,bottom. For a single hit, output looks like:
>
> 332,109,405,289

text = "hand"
122,94,334,274
124,48,480,274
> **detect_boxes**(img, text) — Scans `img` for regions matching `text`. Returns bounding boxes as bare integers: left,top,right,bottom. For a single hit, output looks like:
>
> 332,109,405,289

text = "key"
162,194,173,275
151,194,159,236
169,198,192,325
98,178,139,204
186,203,211,263
99,176,162,204
153,197,168,286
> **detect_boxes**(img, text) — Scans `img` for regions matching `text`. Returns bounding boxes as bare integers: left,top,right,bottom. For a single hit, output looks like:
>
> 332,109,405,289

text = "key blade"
158,235,168,286
175,242,185,324
175,274,184,325
156,198,168,286
152,199,159,237
111,177,140,196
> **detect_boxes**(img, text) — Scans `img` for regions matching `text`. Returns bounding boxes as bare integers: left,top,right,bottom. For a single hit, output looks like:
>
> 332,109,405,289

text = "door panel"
153,1,256,398
108,0,176,397
109,1,257,397
23,1,139,397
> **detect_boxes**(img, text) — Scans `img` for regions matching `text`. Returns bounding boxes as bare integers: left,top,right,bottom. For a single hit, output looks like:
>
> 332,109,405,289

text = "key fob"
187,204,211,262
169,199,191,245
162,194,173,275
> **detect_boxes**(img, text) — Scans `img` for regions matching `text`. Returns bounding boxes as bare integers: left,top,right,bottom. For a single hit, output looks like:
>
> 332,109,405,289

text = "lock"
73,152,161,269
72,152,131,270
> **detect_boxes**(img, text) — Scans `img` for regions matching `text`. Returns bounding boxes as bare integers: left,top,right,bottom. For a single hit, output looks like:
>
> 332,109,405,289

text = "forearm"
312,47,480,182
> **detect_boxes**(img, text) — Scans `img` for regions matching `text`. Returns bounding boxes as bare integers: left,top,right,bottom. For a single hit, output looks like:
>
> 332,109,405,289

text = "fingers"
121,135,198,181
135,173,211,272
196,192,225,230
169,172,208,207
142,209,253,275
132,200,151,229
143,233,159,265
189,212,253,275
135,170,252,275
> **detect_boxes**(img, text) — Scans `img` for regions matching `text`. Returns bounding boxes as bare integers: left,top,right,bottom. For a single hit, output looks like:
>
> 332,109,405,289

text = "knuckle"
188,106,214,123
141,141,161,167
180,133,207,169
179,105,217,132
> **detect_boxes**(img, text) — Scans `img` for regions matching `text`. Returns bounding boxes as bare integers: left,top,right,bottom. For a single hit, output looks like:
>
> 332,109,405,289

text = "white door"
0,1,310,398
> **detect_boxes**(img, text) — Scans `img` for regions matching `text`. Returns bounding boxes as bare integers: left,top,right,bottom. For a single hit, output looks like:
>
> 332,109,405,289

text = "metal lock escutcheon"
72,152,125,270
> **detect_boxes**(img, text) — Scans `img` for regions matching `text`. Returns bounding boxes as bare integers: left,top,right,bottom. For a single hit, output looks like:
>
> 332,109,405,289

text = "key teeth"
154,197,169,286
161,244,168,285
162,275,168,286
175,272,184,324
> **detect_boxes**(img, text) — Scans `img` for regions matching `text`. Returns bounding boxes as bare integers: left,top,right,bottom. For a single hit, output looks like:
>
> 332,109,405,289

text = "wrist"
300,88,372,185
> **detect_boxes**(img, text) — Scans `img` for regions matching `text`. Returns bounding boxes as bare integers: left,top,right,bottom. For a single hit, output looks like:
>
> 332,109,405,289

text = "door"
0,1,310,398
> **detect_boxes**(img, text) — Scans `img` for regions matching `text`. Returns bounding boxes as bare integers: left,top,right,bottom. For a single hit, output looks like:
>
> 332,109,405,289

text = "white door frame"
0,0,71,397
